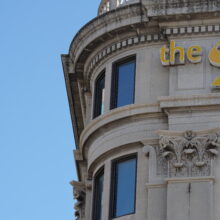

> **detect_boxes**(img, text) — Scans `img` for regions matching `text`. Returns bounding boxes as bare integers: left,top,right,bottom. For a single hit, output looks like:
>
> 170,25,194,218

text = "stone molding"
158,93,220,109
145,176,215,188
163,24,220,36
146,183,166,189
158,129,220,178
165,176,215,184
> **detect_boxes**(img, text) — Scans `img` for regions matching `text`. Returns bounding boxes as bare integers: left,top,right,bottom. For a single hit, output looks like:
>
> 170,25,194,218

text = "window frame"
92,167,105,220
93,70,105,118
109,154,138,219
110,56,136,109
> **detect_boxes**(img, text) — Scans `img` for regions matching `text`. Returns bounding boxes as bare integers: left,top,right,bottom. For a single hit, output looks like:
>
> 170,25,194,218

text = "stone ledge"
79,103,161,148
145,176,215,188
157,127,220,137
165,176,215,183
158,94,220,109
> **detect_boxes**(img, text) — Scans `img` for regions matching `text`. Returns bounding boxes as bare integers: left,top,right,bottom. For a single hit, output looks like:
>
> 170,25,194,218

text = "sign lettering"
160,41,220,86
160,40,202,66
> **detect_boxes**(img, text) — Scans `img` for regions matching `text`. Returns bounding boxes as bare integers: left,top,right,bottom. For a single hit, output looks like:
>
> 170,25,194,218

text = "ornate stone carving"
159,130,220,177
70,181,86,220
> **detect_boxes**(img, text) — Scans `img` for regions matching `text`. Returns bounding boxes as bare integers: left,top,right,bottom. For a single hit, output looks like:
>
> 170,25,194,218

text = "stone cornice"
69,3,147,72
69,1,220,82
61,55,83,148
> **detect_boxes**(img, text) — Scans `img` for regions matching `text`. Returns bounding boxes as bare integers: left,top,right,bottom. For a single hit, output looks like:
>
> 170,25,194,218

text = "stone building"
61,0,220,220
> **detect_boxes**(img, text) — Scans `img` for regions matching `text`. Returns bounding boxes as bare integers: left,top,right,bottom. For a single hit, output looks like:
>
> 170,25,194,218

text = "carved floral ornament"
158,129,220,177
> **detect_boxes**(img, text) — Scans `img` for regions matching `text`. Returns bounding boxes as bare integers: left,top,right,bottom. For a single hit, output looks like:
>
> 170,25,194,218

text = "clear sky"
0,1,100,219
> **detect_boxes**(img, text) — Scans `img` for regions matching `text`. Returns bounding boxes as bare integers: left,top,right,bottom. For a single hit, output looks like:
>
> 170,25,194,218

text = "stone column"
143,144,166,220
158,129,219,220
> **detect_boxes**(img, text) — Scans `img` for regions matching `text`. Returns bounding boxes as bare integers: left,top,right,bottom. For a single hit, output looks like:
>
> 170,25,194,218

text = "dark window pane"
94,72,105,118
93,170,104,220
113,157,137,217
111,57,136,109
116,60,135,107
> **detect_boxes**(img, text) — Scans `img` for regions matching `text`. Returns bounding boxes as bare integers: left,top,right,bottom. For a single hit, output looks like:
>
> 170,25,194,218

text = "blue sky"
0,1,100,219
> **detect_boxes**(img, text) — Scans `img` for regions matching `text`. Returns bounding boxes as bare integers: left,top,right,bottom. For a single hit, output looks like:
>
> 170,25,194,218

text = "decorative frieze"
158,130,220,178
164,25,220,36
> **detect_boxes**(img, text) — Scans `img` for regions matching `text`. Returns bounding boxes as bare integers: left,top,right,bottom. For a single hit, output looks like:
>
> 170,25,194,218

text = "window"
111,56,136,109
93,71,105,118
111,155,137,218
93,168,104,220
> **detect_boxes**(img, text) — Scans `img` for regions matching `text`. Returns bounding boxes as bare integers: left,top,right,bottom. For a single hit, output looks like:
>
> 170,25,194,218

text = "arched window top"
93,71,105,118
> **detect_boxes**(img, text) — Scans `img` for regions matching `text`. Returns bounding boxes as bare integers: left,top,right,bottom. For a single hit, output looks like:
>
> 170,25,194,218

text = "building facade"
62,1,220,220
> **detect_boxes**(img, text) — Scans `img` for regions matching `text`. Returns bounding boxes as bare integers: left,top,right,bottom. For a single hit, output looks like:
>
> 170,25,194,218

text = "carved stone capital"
70,181,86,220
158,129,220,177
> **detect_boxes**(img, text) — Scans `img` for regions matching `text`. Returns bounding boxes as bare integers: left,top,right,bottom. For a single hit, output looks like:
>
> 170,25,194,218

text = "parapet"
98,0,220,16
98,0,140,15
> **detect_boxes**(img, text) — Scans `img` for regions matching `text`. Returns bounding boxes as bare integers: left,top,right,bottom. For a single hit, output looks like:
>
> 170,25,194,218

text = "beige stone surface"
62,1,220,219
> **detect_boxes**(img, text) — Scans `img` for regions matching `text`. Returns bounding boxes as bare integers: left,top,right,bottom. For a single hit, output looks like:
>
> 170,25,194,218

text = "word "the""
160,40,202,66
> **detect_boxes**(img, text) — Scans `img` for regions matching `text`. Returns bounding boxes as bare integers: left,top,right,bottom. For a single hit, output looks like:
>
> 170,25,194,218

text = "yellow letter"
212,77,220,86
160,46,170,66
187,46,202,63
209,41,220,67
170,40,185,65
